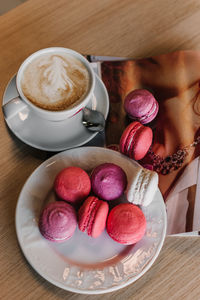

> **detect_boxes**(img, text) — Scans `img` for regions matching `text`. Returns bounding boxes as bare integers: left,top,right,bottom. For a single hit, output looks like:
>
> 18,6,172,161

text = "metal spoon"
82,107,105,132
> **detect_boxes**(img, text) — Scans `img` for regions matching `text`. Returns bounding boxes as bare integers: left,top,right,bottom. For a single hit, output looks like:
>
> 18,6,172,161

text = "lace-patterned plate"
15,147,167,294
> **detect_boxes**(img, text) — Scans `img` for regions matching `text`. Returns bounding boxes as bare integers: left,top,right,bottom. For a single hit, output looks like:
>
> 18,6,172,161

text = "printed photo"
98,50,200,235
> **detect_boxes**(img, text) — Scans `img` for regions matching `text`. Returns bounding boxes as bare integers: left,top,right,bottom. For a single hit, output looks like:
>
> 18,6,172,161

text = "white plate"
2,74,109,151
15,147,167,294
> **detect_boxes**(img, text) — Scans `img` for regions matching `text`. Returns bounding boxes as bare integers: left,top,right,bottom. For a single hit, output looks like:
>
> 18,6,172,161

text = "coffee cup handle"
2,97,28,120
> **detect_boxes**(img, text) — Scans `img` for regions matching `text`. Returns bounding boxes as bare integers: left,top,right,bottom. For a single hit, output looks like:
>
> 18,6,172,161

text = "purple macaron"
124,89,159,124
39,201,77,242
91,163,127,201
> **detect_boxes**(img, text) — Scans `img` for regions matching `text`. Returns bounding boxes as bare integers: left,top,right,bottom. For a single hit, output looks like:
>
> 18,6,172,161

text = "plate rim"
15,146,167,294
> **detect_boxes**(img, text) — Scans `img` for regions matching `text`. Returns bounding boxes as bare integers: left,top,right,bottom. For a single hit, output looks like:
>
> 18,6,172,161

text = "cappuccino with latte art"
21,53,90,111
3,48,95,122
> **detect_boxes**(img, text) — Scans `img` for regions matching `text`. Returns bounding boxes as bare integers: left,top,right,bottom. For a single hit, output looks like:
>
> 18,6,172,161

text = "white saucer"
2,74,109,151
15,147,167,294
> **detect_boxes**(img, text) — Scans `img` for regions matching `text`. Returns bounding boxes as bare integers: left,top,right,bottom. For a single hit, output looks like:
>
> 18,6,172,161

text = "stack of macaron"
119,89,159,164
38,162,149,245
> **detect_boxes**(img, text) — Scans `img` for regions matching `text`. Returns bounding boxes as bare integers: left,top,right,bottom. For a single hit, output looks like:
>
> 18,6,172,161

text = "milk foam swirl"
41,56,74,92
21,53,90,111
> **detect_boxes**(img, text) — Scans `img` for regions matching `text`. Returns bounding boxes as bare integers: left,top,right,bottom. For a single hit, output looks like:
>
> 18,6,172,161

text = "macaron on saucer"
120,121,153,160
54,166,91,205
124,89,159,124
15,146,167,294
126,166,159,207
39,201,77,242
91,163,127,201
106,203,146,245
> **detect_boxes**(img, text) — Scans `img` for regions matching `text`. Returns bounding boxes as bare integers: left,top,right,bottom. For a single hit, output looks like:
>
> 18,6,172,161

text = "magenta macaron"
106,203,146,245
91,163,127,201
54,166,91,205
78,196,109,238
39,201,77,242
119,121,153,161
124,89,159,124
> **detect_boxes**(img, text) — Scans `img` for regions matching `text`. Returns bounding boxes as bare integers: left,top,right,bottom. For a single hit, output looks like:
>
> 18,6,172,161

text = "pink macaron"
39,201,77,242
54,166,91,205
124,89,159,124
106,203,146,245
119,121,153,161
78,196,109,238
91,163,127,201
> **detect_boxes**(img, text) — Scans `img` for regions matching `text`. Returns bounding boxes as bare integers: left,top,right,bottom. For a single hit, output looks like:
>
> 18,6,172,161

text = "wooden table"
1,0,200,299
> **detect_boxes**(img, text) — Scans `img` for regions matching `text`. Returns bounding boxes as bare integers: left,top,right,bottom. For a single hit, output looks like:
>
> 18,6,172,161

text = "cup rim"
16,47,95,117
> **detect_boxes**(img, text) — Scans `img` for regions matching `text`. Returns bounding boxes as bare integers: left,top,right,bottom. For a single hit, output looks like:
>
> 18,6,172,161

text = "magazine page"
88,51,200,236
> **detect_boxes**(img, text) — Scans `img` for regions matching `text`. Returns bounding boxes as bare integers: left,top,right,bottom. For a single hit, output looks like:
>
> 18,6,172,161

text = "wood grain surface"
1,0,200,299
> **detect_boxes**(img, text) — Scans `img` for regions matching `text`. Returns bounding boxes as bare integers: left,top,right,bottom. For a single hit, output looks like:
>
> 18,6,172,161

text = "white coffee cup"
3,47,95,121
